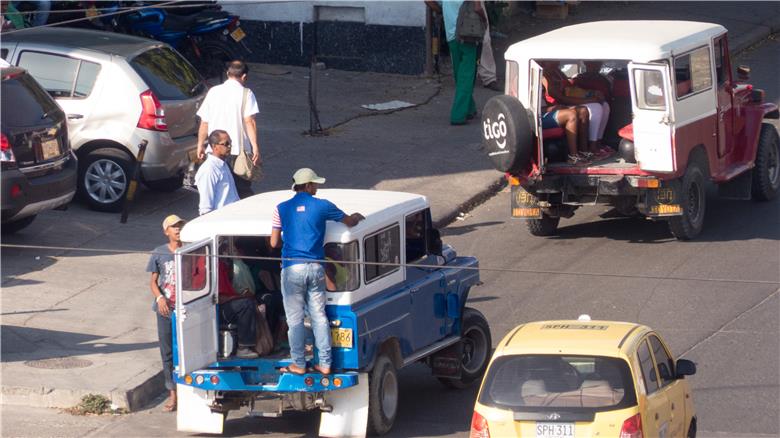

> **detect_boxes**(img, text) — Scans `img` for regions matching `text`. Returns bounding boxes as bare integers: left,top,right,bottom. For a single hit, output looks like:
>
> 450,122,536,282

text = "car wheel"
1,215,36,234
526,213,560,236
687,418,697,438
144,175,183,192
668,159,707,240
79,150,133,212
439,307,492,389
751,123,780,201
367,354,398,436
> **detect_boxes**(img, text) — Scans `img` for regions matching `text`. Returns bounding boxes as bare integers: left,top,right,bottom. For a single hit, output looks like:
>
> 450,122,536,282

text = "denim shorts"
541,110,560,129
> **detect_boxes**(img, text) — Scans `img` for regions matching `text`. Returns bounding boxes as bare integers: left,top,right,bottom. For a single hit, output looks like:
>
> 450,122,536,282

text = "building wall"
221,1,428,75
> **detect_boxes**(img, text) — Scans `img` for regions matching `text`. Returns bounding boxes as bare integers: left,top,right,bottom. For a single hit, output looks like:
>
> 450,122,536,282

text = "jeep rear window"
324,241,360,292
1,72,60,127
130,47,204,100
633,69,666,111
479,355,637,412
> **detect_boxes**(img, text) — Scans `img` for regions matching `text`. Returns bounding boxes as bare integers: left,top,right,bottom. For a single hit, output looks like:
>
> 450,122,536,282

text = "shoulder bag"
456,0,485,44
232,87,263,182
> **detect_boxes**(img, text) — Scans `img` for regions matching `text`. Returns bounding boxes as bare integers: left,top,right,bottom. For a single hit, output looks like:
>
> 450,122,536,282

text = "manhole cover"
24,357,93,369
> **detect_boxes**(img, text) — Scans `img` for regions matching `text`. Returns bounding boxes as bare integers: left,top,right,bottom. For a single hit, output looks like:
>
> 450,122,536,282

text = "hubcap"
380,369,398,419
85,158,127,204
461,325,489,374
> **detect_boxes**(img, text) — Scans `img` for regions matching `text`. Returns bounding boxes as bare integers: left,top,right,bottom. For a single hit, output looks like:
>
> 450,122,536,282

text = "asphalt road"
3,36,778,438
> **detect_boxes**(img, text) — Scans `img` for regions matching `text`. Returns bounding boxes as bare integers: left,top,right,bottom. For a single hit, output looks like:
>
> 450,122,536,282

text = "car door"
637,338,671,438
713,35,735,158
175,237,218,376
529,60,545,173
648,334,688,437
404,209,445,350
14,50,102,145
628,62,675,173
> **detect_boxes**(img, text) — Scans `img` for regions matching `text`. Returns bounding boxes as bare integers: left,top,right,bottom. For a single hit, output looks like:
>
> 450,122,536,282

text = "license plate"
650,204,682,215
41,138,60,160
511,185,543,219
536,422,574,438
230,27,246,42
331,328,353,348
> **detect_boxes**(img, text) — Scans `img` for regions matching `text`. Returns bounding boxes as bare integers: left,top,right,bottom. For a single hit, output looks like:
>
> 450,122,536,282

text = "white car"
2,27,207,211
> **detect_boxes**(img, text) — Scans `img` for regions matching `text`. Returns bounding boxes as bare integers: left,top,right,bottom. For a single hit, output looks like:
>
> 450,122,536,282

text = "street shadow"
1,325,158,363
441,221,504,237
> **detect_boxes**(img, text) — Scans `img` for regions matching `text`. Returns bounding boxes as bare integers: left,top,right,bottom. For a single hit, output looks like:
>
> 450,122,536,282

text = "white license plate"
536,422,574,438
230,27,246,42
41,138,60,160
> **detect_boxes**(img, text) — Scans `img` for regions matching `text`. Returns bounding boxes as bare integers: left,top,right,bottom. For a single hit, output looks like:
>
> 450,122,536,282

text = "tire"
751,123,780,201
78,150,133,213
438,307,492,389
526,213,560,236
668,160,707,240
196,38,241,82
687,419,697,438
144,175,183,192
2,215,36,234
481,94,534,174
367,355,398,436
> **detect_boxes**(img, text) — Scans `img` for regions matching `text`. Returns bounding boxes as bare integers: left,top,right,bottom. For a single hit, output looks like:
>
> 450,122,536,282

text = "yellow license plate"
512,207,542,218
650,204,682,215
230,27,246,42
41,138,60,160
331,328,353,348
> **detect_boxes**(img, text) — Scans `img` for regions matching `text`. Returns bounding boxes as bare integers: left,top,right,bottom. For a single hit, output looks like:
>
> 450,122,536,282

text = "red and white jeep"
482,21,779,240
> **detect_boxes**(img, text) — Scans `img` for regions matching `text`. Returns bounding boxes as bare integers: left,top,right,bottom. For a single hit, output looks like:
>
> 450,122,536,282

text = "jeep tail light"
620,413,643,438
0,133,16,165
470,411,490,438
137,90,168,131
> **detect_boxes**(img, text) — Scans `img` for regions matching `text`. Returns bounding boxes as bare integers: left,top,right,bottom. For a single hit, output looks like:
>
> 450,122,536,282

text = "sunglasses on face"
213,141,232,148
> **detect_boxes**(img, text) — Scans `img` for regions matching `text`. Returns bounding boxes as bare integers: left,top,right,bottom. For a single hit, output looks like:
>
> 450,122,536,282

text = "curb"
731,16,780,55
433,176,507,229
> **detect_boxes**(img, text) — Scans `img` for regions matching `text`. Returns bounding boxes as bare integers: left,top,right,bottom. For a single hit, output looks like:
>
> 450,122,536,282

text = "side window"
649,335,676,387
73,61,101,98
637,339,660,394
405,210,428,263
714,38,728,86
1,49,8,61
324,241,360,292
18,51,79,98
364,224,400,283
633,69,666,111
674,46,713,99
180,245,210,304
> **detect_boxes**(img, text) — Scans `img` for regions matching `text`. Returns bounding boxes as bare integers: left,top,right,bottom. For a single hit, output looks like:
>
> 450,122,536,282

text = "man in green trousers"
426,0,486,125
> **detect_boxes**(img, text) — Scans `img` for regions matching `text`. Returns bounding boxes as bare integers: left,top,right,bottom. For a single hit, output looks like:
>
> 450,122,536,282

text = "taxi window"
638,339,660,394
479,355,637,413
649,335,676,387
324,241,360,292
364,224,400,283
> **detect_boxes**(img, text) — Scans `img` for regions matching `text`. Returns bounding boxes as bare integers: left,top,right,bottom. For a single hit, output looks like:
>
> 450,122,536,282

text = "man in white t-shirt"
196,60,262,198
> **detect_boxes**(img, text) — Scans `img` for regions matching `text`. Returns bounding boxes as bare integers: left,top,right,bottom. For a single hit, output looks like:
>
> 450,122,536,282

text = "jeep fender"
739,102,778,174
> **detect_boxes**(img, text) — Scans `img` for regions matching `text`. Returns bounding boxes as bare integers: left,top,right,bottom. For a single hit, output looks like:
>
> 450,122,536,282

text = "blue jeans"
281,263,331,368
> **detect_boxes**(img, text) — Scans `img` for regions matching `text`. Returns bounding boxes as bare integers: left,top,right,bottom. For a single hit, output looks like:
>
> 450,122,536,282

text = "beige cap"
291,168,326,189
162,214,186,231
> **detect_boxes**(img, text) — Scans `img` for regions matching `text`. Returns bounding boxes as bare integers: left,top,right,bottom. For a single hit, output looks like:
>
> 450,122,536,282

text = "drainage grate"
24,357,93,369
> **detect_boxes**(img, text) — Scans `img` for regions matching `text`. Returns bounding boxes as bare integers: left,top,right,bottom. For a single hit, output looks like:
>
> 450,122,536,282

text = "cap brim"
291,177,326,190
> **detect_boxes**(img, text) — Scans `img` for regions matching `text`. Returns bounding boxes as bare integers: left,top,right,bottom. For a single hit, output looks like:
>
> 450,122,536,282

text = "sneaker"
236,347,259,359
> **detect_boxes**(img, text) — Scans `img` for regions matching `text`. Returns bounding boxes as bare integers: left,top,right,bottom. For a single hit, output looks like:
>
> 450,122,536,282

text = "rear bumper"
137,131,197,182
1,154,77,222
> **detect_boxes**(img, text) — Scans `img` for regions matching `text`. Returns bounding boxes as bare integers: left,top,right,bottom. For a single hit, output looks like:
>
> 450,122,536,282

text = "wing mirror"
675,358,697,378
737,65,750,81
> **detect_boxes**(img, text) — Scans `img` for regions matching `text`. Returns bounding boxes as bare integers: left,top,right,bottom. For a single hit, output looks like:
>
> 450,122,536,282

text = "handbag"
231,87,263,182
455,1,485,44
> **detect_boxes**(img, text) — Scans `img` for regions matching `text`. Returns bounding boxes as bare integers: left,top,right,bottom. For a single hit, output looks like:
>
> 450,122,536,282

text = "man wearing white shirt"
195,130,239,215
196,60,262,198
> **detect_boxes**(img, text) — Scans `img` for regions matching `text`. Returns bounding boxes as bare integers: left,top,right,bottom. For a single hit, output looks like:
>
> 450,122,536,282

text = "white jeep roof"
181,189,429,243
505,21,726,63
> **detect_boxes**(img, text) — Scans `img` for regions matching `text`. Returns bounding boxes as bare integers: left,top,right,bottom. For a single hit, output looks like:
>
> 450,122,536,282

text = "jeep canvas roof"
504,20,726,63
181,189,429,243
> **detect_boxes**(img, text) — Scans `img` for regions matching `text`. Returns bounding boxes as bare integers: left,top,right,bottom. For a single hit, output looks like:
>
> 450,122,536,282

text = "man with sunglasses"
194,130,240,215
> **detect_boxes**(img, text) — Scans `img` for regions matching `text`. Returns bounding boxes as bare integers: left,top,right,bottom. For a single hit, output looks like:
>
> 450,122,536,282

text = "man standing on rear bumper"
269,168,364,375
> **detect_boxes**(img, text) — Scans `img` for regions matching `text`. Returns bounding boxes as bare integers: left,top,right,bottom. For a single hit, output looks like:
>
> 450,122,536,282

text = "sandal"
162,398,177,412
279,364,307,375
596,147,614,158
566,154,589,166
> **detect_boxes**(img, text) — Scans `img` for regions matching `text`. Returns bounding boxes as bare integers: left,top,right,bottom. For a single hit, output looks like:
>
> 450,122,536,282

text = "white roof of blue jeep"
181,189,429,243
505,21,726,63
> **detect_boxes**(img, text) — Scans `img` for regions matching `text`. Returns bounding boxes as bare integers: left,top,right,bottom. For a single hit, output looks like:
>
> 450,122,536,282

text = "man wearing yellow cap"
147,214,186,412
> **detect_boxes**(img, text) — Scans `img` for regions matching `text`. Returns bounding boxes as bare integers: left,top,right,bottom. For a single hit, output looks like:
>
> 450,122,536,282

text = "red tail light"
469,411,490,438
620,413,643,438
1,133,9,152
137,90,167,131
0,133,16,165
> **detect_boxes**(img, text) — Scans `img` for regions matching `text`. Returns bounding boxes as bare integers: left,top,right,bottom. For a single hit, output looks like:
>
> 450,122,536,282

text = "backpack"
456,1,485,44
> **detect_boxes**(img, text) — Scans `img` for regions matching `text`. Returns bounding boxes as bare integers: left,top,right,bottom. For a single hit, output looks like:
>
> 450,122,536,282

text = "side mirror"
428,228,443,256
675,359,696,378
737,65,750,81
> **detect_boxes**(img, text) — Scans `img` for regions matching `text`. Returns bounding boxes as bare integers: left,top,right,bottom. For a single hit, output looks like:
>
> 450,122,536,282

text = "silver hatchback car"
2,28,206,211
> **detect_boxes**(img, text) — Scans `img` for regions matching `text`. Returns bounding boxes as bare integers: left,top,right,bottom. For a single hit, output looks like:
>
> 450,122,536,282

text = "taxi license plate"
41,138,60,160
536,422,574,438
230,27,246,42
331,328,353,348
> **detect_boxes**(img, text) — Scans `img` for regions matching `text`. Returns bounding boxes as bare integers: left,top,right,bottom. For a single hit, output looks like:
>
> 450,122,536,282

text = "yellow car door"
648,334,689,437
637,338,672,437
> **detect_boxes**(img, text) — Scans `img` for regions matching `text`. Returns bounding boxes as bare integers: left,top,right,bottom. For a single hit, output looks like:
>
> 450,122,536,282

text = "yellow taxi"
470,316,697,438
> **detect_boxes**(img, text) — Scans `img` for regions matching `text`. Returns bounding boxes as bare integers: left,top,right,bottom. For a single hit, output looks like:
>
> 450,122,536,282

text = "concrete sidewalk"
2,1,779,414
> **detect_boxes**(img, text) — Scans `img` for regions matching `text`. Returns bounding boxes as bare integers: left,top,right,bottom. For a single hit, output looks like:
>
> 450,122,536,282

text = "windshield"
1,72,61,127
324,241,359,292
130,47,204,100
479,355,637,412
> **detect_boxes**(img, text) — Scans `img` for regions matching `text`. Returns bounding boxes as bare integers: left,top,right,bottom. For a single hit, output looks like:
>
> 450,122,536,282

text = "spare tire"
481,95,534,174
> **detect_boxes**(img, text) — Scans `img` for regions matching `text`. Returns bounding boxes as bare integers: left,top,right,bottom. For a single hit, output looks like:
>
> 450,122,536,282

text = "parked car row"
1,27,205,226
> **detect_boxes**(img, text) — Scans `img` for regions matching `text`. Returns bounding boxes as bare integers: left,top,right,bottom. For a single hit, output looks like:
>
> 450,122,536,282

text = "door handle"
660,114,671,125
410,287,420,294
67,114,84,120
